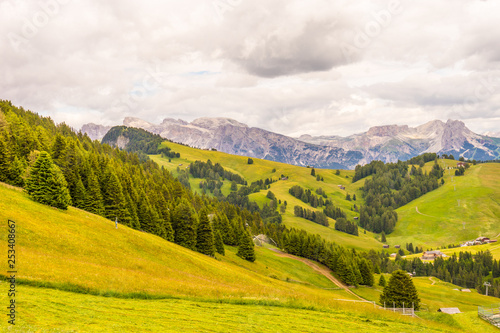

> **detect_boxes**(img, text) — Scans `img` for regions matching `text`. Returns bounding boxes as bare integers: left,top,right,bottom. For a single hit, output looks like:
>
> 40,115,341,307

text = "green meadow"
0,182,485,332
151,142,382,251
388,162,500,249
353,274,499,332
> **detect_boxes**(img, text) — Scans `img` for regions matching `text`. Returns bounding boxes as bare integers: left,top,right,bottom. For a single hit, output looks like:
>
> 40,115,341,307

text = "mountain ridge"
82,117,500,169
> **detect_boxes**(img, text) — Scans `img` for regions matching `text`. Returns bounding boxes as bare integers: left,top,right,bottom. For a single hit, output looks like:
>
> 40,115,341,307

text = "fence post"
393,302,395,313
412,302,414,317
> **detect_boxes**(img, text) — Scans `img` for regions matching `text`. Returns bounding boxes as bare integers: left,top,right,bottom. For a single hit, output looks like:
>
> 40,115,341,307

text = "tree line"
354,159,444,234
0,100,256,262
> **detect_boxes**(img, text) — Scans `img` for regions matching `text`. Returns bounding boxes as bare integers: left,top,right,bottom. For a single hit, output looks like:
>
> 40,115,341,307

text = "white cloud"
0,0,499,137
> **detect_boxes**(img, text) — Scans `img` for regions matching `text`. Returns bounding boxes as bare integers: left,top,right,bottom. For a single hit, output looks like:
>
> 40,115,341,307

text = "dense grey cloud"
0,0,499,136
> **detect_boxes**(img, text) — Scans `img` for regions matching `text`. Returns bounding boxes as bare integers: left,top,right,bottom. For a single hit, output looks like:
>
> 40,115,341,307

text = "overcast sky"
1,0,499,136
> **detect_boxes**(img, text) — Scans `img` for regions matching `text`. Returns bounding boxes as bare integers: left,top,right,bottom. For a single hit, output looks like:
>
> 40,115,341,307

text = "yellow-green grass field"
403,242,500,261
151,142,383,251
352,274,500,332
0,183,354,305
0,182,473,332
388,162,500,249
0,281,465,333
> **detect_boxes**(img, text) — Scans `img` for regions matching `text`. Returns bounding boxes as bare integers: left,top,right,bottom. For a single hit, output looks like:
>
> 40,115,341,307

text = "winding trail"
415,206,436,218
270,248,366,301
429,277,436,286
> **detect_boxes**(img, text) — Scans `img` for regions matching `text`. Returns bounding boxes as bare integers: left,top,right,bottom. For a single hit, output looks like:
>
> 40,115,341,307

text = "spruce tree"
9,156,25,186
381,231,386,243
379,270,420,310
0,135,11,182
172,200,197,250
359,258,374,286
379,274,386,287
196,209,215,256
237,229,256,262
72,175,87,209
84,169,104,216
25,151,71,209
101,170,128,222
214,229,225,256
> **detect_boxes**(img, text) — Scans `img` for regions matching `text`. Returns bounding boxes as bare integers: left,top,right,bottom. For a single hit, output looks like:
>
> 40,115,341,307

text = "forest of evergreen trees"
380,250,500,299
189,159,246,185
0,100,255,261
0,100,376,284
102,125,180,158
281,228,373,286
354,159,444,234
293,206,329,226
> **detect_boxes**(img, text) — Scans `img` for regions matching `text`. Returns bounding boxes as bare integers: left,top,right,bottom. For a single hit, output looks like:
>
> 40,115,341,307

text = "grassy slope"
152,142,382,251
353,274,499,332
0,182,466,332
388,162,500,249
0,183,350,303
0,282,461,333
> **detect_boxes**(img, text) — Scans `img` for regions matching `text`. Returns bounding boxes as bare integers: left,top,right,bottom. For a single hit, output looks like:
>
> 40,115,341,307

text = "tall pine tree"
237,229,256,262
379,270,420,310
214,229,225,256
101,169,128,221
172,199,197,250
25,151,71,209
196,209,215,256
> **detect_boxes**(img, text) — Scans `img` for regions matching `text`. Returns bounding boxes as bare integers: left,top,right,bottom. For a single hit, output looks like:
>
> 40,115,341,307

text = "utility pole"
484,282,491,296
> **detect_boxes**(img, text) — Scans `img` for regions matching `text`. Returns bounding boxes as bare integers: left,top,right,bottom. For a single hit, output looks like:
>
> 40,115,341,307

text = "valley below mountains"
82,117,500,169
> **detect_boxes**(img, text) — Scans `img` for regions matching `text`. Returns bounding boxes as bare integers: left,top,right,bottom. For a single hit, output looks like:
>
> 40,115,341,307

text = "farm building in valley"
421,250,446,260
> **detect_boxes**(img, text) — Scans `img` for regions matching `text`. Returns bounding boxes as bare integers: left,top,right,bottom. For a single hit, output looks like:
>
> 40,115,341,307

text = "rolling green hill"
388,162,500,249
354,274,499,332
0,182,476,332
151,142,382,251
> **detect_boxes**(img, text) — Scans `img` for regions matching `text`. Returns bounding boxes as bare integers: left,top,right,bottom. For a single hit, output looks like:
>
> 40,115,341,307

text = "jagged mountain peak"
366,124,409,137
190,117,248,129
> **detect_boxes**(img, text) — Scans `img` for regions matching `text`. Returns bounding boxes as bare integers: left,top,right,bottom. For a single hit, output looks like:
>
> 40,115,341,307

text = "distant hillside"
102,125,179,157
151,141,383,251
388,161,500,248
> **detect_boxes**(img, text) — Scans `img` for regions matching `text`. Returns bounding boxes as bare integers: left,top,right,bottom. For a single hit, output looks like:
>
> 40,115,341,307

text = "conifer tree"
379,270,420,310
84,169,104,216
0,136,11,182
25,151,71,209
311,167,316,176
214,229,225,256
172,199,197,250
9,156,25,186
359,258,374,286
379,274,386,287
237,229,256,262
196,209,215,256
73,175,87,208
101,170,128,221
381,231,386,242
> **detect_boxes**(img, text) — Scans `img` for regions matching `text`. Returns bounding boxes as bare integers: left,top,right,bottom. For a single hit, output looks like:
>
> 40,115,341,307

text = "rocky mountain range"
82,118,500,169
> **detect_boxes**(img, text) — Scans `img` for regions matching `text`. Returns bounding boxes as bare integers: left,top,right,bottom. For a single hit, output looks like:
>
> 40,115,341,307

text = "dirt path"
270,249,367,302
415,206,435,218
429,277,436,286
